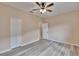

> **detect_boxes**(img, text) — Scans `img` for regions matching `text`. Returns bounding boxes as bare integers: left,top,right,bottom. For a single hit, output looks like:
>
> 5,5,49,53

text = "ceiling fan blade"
30,11,34,13
36,2,40,6
30,9,40,13
32,9,40,11
46,9,52,12
46,3,54,8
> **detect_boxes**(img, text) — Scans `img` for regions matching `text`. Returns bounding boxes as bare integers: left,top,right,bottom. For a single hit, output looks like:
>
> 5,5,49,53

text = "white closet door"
10,17,22,48
42,23,48,39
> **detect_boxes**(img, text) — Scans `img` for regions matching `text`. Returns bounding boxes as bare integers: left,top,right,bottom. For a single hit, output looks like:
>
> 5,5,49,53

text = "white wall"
0,3,42,53
21,29,40,46
43,10,79,45
48,24,71,43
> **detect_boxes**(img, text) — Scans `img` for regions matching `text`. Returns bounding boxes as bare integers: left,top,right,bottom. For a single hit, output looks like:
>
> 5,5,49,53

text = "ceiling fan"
30,2,54,14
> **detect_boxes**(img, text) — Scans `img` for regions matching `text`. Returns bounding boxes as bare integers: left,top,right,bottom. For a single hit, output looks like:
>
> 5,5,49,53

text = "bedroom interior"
0,2,79,56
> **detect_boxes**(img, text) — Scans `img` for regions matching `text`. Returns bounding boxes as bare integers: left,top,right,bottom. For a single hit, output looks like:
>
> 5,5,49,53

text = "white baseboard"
0,48,12,54
21,39,39,46
50,39,79,47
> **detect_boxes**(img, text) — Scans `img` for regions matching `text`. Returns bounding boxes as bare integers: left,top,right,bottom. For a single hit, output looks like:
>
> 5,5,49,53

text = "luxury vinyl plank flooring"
1,39,79,56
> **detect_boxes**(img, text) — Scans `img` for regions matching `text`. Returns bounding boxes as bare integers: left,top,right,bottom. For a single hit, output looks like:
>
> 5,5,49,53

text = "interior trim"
0,48,12,54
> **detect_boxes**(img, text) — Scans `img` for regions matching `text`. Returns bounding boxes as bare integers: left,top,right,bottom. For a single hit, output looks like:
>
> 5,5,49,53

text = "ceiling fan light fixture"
44,9,46,12
40,9,42,12
40,9,46,13
30,2,54,14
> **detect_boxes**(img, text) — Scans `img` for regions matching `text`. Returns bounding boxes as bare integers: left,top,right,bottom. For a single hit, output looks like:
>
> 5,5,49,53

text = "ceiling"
2,2,79,17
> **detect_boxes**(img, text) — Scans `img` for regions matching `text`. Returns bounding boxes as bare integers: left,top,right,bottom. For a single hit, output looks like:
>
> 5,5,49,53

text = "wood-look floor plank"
1,39,79,56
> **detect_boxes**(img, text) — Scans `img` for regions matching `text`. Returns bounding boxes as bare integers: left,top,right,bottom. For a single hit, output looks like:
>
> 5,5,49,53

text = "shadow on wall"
48,24,71,43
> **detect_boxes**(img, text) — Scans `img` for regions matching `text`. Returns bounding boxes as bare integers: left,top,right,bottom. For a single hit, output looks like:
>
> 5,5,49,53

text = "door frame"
42,23,48,39
10,16,22,48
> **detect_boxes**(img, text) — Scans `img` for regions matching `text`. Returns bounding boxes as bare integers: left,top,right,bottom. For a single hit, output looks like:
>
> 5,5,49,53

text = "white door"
10,17,22,48
42,23,48,39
